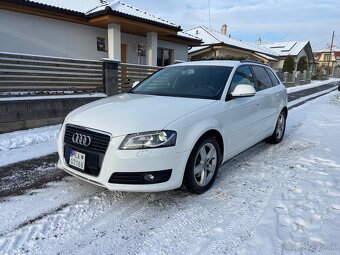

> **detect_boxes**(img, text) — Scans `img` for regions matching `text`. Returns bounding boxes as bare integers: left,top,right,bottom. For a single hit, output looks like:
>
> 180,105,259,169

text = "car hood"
66,93,216,136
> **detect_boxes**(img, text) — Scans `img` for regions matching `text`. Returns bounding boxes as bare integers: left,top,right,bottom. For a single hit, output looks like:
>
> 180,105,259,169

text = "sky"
124,0,340,51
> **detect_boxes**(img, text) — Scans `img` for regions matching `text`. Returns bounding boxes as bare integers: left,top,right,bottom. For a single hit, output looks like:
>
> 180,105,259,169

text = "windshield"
131,65,233,100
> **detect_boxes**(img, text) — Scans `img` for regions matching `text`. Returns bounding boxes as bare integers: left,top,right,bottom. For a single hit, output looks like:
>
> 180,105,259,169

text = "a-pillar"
146,32,158,66
108,24,121,61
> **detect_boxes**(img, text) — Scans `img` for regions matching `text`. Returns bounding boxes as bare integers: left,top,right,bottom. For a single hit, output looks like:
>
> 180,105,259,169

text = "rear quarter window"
265,68,280,86
252,66,273,90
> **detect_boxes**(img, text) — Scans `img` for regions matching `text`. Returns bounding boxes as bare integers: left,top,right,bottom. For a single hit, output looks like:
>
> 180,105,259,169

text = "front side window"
229,65,255,93
252,66,273,90
132,65,232,100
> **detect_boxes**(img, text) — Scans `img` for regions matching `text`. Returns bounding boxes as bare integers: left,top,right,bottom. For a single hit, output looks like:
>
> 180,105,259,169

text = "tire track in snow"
52,192,155,255
193,138,316,254
96,140,312,255
137,204,214,255
0,191,125,255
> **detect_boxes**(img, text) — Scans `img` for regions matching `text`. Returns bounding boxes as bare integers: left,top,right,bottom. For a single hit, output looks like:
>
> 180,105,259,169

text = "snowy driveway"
0,92,340,254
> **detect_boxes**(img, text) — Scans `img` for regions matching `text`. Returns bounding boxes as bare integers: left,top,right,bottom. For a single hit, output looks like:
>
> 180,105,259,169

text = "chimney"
221,24,227,35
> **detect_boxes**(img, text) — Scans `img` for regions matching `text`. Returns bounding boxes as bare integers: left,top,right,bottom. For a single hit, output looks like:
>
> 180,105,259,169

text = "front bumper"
57,131,189,192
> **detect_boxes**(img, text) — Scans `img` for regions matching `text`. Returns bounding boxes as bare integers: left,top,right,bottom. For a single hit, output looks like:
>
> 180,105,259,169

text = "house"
186,26,315,75
0,0,201,66
186,26,279,65
263,41,315,72
314,46,340,77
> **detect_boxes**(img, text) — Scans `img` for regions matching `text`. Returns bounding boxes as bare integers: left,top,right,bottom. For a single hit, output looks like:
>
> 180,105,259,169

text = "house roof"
86,1,179,29
176,31,201,42
262,41,309,56
189,45,211,54
4,0,180,30
17,0,104,14
254,52,278,61
186,26,279,57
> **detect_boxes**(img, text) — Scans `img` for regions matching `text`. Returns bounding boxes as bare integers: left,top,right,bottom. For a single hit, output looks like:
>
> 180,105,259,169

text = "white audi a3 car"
57,60,287,194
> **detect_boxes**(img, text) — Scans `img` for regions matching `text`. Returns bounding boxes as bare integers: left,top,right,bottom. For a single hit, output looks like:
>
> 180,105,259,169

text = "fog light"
144,174,155,182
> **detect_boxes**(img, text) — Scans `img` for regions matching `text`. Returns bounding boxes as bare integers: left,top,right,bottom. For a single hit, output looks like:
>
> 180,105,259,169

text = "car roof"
170,60,268,69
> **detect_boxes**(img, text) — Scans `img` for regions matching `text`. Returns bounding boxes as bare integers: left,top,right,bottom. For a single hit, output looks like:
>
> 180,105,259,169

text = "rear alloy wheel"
185,137,221,194
268,111,286,144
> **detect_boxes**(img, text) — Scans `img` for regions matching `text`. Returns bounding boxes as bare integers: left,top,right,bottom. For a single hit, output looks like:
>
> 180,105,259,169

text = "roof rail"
240,59,268,65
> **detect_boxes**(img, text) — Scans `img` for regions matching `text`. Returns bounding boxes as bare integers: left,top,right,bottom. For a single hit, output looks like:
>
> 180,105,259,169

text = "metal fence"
276,70,313,87
0,52,104,94
0,52,164,96
118,63,162,93
334,66,340,78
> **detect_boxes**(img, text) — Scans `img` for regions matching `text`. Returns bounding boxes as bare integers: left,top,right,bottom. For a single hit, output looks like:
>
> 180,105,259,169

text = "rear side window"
229,65,255,93
252,66,273,91
265,68,280,86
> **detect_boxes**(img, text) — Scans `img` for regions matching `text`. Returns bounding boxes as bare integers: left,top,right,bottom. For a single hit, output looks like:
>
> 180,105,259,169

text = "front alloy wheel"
268,110,286,144
185,137,221,194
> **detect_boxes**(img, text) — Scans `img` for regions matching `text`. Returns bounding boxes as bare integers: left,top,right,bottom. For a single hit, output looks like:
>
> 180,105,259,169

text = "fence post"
283,72,288,83
294,71,299,85
102,59,120,96
307,71,312,82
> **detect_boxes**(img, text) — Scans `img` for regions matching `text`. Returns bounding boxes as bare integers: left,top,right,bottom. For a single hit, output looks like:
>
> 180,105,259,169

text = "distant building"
186,26,278,65
263,41,315,72
186,26,315,73
314,46,340,77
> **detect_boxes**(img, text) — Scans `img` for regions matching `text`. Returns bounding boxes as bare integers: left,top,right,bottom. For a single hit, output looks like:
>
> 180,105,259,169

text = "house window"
324,54,330,61
157,48,174,66
97,37,106,52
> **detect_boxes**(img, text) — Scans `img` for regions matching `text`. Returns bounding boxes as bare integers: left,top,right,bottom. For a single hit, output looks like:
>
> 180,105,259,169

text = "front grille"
64,125,111,176
64,125,111,154
109,170,172,185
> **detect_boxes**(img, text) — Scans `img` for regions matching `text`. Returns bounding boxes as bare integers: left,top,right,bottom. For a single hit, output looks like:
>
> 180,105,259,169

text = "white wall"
121,33,147,65
0,9,108,60
0,9,189,64
271,60,284,70
158,40,188,63
120,34,189,65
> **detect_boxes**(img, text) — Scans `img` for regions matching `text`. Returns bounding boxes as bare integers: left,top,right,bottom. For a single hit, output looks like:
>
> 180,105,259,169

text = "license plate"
69,149,86,170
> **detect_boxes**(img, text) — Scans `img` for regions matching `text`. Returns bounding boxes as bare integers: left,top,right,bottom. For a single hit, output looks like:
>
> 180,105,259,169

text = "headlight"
119,130,177,150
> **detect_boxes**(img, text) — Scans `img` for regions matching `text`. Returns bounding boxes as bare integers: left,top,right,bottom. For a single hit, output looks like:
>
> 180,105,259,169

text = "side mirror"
231,84,256,98
132,81,140,88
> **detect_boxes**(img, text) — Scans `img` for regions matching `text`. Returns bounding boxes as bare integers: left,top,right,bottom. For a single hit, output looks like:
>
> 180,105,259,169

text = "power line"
335,37,340,46
313,36,332,47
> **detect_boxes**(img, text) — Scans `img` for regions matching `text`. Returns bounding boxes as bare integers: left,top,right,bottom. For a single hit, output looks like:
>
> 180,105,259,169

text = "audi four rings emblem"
72,133,92,146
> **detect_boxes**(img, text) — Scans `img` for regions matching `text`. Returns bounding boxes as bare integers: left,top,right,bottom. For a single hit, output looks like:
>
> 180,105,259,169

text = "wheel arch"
182,129,224,193
281,106,288,117
196,129,224,163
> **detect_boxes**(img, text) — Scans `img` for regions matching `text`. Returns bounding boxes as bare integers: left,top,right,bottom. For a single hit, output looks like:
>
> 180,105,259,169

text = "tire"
268,110,286,144
184,136,221,194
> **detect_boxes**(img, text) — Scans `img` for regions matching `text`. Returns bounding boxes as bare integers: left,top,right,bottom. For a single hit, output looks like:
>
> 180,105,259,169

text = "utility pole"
327,31,335,76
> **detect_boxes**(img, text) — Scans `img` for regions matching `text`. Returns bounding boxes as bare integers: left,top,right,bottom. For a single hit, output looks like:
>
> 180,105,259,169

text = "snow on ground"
237,91,340,255
286,78,340,93
0,125,60,167
288,86,338,109
0,91,339,254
